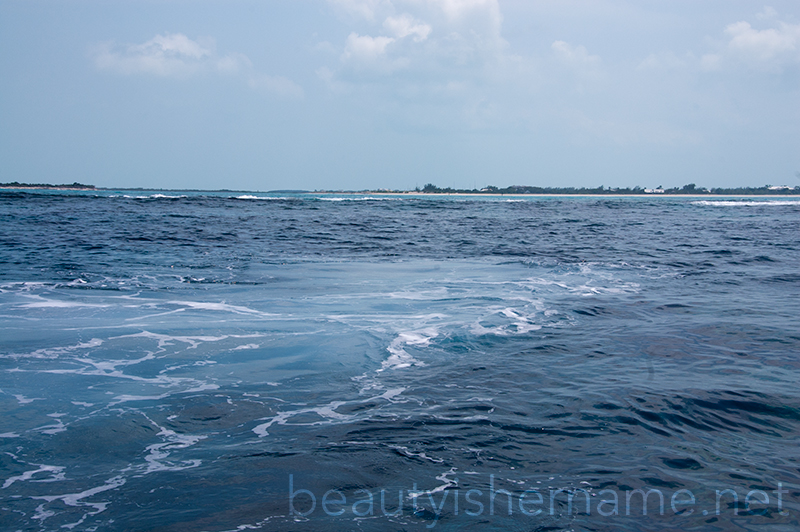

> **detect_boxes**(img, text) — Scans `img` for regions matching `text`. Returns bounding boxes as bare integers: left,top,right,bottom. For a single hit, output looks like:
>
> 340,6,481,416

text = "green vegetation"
0,181,95,190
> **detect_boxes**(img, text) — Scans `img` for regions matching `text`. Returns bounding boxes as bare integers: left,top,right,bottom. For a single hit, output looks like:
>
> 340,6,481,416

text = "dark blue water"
1,191,799,531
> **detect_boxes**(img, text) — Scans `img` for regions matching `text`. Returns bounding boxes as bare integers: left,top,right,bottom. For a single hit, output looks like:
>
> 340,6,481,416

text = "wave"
115,194,189,199
233,195,291,200
317,196,394,201
693,200,800,207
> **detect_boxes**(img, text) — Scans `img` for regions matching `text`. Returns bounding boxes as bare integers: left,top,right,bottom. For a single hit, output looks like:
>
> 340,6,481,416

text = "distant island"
339,183,800,196
3,181,799,195
0,181,95,190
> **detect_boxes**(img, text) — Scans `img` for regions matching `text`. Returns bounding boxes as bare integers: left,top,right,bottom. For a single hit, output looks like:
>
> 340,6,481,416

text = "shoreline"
0,186,96,191
317,191,800,198
2,186,798,198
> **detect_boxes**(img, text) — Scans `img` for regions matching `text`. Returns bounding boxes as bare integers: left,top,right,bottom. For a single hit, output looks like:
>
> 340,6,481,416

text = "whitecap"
379,329,437,372
234,195,289,200
317,196,391,202
148,194,187,199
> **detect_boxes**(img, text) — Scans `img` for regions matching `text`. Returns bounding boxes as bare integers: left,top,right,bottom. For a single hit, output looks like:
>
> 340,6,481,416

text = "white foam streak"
19,300,110,309
3,464,66,489
232,343,259,350
408,467,458,498
252,388,406,437
390,445,444,463
113,330,229,349
13,394,43,404
374,387,406,401
139,417,206,474
32,475,126,528
4,338,104,360
37,415,67,435
252,400,351,437
168,300,271,316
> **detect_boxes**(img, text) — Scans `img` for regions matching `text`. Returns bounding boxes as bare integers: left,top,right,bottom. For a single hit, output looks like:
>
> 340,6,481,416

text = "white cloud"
384,14,431,42
141,33,210,60
94,33,222,77
94,33,302,97
330,0,508,73
650,11,800,74
724,20,800,66
434,0,501,23
342,32,395,61
321,0,520,131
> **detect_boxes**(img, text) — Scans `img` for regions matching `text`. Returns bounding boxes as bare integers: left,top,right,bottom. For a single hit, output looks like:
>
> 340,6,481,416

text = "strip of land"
0,182,95,190
3,181,799,195
322,183,800,196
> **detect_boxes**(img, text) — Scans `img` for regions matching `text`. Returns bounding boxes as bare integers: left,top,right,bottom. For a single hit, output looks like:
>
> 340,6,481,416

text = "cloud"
435,0,501,23
645,11,800,74
94,33,302,97
342,32,395,61
693,12,800,72
319,0,520,130
329,0,508,73
384,14,431,42
724,20,800,66
94,33,244,77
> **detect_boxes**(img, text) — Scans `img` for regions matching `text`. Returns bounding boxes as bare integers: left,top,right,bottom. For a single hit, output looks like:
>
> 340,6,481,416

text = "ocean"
1,190,799,531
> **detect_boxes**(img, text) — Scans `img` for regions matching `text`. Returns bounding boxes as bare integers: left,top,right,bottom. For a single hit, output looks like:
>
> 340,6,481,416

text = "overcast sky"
1,0,798,191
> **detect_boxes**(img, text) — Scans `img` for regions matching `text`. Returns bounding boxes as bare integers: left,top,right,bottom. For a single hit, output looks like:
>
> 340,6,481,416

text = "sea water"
1,190,799,531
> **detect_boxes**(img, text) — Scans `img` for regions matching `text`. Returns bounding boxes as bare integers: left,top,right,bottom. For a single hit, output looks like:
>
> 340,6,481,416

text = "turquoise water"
1,191,799,530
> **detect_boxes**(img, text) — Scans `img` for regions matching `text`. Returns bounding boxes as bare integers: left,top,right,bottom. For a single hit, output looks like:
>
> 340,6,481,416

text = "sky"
1,0,799,191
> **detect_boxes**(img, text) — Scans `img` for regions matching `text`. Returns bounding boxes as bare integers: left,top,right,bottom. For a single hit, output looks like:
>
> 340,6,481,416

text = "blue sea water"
1,190,799,531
